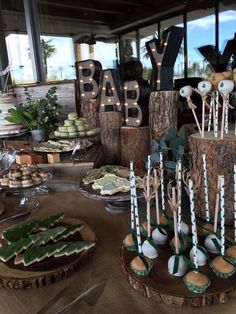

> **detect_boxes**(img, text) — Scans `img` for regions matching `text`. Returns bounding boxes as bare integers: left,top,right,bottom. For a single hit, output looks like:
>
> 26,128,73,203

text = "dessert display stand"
0,217,96,289
79,180,143,214
1,173,52,212
120,235,236,307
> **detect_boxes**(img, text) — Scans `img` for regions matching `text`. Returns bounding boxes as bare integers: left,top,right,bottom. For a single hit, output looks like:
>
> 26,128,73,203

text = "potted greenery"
6,86,59,141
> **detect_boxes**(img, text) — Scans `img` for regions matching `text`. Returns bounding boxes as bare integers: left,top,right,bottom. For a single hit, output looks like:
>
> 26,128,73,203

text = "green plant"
6,86,60,130
150,127,189,178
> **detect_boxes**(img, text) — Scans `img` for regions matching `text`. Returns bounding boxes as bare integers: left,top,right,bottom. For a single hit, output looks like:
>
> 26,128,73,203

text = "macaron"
54,131,61,137
67,126,77,133
79,131,86,137
69,132,79,137
77,125,85,131
75,120,84,126
59,132,69,138
83,124,90,130
64,119,75,127
68,112,78,120
58,126,68,132
86,130,96,136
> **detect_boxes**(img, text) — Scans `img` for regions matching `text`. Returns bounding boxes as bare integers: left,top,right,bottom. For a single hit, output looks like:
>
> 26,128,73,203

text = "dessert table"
0,186,236,313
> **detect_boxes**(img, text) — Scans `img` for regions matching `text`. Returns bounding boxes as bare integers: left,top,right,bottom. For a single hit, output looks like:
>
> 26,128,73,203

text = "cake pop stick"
180,86,202,137
218,80,235,139
214,176,221,233
207,97,213,132
224,102,229,134
215,91,219,137
167,184,179,254
153,168,160,225
132,171,142,254
130,161,135,230
202,154,210,222
176,160,182,233
195,81,212,138
160,152,165,213
219,175,225,256
188,179,198,269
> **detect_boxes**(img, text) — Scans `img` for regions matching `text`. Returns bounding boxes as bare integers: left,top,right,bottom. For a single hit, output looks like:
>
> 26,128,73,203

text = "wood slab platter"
120,244,236,307
0,218,96,289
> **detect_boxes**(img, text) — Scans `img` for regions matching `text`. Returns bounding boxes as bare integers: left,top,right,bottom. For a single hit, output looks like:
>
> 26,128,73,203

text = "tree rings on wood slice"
0,218,96,289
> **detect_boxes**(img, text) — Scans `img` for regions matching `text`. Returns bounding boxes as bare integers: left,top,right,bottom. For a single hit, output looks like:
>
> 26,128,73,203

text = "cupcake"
184,270,210,293
123,233,136,251
130,255,152,276
225,245,236,265
210,255,235,278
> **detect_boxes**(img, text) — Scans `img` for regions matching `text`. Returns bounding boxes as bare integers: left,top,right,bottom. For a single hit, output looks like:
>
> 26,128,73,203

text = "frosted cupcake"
130,255,152,276
225,245,236,265
123,233,136,251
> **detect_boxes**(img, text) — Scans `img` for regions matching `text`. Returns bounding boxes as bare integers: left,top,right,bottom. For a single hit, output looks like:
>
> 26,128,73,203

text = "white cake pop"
180,221,189,235
204,233,221,254
180,85,193,98
198,81,212,95
141,240,158,259
152,227,168,245
168,255,188,277
218,80,234,95
190,246,208,266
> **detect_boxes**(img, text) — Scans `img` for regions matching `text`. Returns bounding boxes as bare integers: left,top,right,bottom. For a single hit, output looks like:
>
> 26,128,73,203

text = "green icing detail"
23,242,66,266
53,224,83,242
54,241,95,257
0,236,40,262
220,82,224,87
2,220,38,243
30,227,66,246
37,212,64,230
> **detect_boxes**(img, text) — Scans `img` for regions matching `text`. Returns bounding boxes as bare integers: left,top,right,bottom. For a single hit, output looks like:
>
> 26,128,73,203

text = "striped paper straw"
160,152,165,213
130,161,135,230
132,170,142,254
202,154,210,222
220,175,225,256
177,160,182,233
188,179,198,269
207,97,213,132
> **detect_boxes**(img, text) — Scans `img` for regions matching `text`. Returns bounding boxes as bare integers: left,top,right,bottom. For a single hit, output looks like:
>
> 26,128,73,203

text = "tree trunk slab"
189,132,236,224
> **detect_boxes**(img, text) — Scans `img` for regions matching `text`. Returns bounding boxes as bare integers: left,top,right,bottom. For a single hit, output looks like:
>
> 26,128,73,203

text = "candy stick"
153,169,160,225
201,98,206,138
214,176,221,233
202,154,210,222
177,160,182,233
160,152,165,213
220,99,226,139
224,102,229,134
130,161,135,230
172,187,179,255
220,175,225,256
132,170,142,254
233,165,236,245
215,91,219,138
207,97,213,132
188,179,198,269
146,172,151,238
147,155,151,176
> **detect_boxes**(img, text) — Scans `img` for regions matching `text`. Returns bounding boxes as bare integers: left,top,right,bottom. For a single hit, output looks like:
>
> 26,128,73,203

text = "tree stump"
149,91,178,141
80,99,99,127
99,112,123,164
120,126,149,170
189,132,236,224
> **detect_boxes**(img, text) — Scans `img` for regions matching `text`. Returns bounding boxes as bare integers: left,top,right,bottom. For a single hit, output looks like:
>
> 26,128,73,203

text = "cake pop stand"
1,173,52,212
120,235,236,307
79,180,143,213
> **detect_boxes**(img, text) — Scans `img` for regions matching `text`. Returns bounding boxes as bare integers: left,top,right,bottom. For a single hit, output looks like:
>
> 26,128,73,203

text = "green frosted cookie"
75,119,84,126
54,131,61,137
59,132,69,138
53,224,83,242
37,212,64,231
23,242,66,266
2,220,38,243
0,236,40,262
77,125,85,131
69,132,79,137
54,241,95,257
30,227,66,246
78,131,86,137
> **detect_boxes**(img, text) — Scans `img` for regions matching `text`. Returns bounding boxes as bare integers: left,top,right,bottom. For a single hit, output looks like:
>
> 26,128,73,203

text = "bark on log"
189,132,236,224
149,91,178,141
80,99,99,127
99,112,123,164
120,126,149,170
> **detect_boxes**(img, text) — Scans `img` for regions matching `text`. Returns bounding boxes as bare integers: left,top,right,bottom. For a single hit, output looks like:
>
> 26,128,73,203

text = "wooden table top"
0,189,236,313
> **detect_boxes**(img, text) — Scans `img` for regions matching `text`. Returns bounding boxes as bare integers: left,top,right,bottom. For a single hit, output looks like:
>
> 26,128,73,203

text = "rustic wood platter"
120,243,236,307
0,217,96,289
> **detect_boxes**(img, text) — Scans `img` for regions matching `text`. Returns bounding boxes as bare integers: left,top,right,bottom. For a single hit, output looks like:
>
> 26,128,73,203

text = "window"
187,9,215,77
120,31,138,63
219,2,236,69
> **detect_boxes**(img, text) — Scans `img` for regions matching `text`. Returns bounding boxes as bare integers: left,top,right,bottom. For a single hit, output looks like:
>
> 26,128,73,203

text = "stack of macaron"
54,112,101,138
